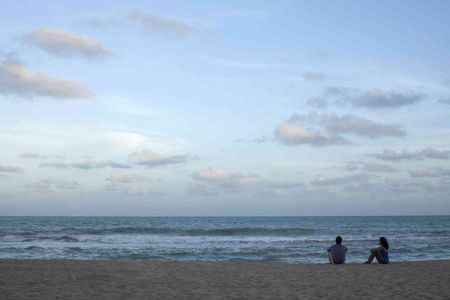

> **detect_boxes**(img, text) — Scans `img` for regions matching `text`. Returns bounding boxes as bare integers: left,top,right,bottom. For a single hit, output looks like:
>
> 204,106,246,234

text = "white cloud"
252,135,270,143
311,174,371,187
372,148,450,161
128,149,193,167
289,112,406,138
20,153,61,159
0,60,91,99
126,186,165,196
40,160,130,169
275,123,351,147
25,28,111,59
193,167,258,189
25,179,80,193
343,162,397,173
106,173,151,184
309,87,424,109
301,71,325,81
129,12,192,38
362,162,397,173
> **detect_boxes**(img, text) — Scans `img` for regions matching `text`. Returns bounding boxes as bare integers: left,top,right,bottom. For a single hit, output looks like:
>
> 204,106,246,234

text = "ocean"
0,216,449,263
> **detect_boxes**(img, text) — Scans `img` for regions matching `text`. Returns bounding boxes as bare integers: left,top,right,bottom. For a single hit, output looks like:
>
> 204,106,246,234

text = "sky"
0,0,450,216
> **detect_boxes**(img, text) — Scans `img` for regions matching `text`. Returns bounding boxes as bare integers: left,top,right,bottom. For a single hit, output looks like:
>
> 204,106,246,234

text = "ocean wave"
25,246,45,250
85,227,178,235
70,226,316,236
66,247,83,252
183,227,315,236
55,236,79,242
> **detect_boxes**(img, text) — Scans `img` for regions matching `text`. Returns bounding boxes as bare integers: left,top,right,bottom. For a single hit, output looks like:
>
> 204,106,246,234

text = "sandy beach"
0,260,449,299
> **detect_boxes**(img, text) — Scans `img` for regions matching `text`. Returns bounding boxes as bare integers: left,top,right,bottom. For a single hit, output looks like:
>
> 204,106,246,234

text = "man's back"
327,244,348,264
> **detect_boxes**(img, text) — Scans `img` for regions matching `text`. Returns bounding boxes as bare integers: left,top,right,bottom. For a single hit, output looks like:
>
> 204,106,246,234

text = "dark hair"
380,237,389,250
336,236,342,244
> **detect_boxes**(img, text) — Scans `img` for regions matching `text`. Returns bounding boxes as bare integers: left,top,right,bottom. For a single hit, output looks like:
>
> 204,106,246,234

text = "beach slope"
1,259,449,299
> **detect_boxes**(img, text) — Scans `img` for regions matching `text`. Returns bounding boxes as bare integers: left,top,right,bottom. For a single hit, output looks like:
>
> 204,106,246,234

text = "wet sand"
0,259,449,299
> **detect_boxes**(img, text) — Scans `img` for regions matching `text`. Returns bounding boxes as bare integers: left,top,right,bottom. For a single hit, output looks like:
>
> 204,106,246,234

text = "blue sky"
1,0,449,215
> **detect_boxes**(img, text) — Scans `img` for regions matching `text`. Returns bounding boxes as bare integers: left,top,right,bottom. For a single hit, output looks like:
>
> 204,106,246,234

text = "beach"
1,260,449,299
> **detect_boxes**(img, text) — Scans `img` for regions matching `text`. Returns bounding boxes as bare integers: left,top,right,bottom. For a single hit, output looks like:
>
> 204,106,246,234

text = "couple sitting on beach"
327,236,389,264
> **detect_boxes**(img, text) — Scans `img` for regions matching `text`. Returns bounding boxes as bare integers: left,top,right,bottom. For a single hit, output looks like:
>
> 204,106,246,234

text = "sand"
0,259,449,299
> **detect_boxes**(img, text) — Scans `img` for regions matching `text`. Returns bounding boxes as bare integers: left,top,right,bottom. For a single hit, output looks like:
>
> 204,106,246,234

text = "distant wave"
25,246,45,250
183,227,315,236
55,235,79,242
72,226,316,236
82,227,177,235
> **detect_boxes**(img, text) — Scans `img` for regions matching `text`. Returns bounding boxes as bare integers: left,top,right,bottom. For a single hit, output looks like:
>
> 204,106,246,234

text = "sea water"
0,216,448,263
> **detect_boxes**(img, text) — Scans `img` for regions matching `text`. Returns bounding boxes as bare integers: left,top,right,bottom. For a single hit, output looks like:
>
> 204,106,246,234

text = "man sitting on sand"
327,236,348,264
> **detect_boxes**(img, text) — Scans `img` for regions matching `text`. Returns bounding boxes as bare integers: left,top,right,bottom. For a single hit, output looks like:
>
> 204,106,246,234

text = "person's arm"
371,246,381,253
343,246,348,253
327,246,332,252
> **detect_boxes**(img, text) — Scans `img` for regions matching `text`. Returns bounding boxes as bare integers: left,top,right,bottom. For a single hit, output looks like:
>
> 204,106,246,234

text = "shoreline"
1,259,449,299
1,257,449,264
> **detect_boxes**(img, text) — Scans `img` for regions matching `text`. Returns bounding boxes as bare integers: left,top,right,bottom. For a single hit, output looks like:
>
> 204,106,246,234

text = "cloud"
353,89,424,109
382,178,450,194
382,178,419,194
344,161,397,173
25,28,111,59
106,173,151,184
371,149,421,161
289,112,406,138
252,135,270,143
439,97,450,105
309,87,424,109
372,148,450,161
362,162,397,173
302,72,325,81
193,167,258,189
25,179,80,193
106,184,164,196
311,173,371,187
307,97,328,109
0,60,91,99
0,164,23,173
410,167,450,178
20,153,61,159
275,123,351,147
420,147,450,159
344,162,359,171
129,12,192,38
128,149,193,167
40,160,130,169
126,186,165,196
418,179,450,194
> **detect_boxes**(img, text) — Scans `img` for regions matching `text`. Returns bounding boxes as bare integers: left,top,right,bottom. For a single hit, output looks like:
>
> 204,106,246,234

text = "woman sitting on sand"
364,237,389,264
